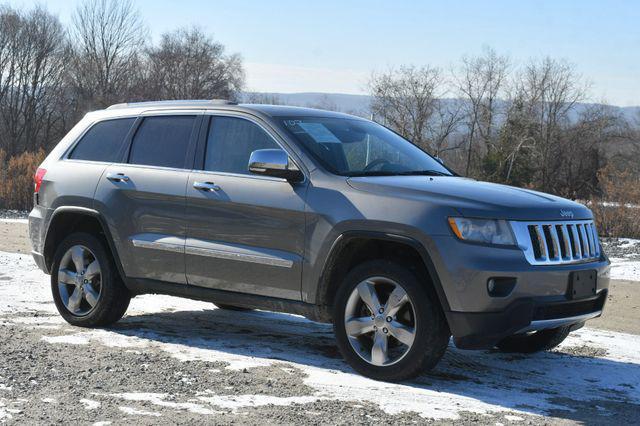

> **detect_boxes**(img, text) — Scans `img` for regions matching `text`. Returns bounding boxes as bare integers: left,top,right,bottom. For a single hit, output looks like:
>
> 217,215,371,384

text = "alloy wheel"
57,245,102,316
343,276,416,366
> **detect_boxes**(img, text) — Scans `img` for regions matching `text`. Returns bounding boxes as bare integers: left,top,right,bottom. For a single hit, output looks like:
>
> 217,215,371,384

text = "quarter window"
129,116,196,168
204,116,280,175
69,118,135,162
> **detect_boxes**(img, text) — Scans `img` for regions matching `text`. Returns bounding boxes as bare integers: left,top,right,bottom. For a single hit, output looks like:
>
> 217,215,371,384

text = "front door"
185,114,307,300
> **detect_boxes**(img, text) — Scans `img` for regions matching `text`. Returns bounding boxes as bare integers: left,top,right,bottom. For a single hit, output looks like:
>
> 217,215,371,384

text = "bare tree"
143,27,244,101
514,58,587,192
0,6,69,156
455,47,510,175
244,92,283,104
69,0,146,109
369,66,453,153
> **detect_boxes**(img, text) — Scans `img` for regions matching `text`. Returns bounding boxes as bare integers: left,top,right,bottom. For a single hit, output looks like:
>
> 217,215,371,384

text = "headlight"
448,217,515,246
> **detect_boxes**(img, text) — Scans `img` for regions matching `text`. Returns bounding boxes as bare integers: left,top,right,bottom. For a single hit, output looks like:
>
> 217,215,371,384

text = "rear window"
128,116,196,169
69,118,135,162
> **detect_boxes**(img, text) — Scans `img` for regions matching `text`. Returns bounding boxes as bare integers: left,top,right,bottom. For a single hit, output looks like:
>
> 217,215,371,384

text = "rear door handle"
106,172,130,182
193,181,221,192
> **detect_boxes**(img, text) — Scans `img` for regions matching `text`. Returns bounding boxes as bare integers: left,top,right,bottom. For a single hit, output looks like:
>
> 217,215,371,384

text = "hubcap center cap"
374,315,386,328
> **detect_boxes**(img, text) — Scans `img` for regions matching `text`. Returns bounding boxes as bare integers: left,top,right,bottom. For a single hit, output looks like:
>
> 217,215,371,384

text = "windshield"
277,116,453,177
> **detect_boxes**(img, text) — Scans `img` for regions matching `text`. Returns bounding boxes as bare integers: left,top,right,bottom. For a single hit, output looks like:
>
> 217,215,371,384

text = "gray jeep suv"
29,100,610,381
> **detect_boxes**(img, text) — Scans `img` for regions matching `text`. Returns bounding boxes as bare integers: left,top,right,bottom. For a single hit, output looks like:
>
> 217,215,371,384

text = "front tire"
333,260,450,381
51,232,130,327
496,326,571,353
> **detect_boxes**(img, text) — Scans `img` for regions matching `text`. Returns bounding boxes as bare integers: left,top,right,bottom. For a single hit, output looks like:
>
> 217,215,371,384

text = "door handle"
106,172,130,182
193,181,221,192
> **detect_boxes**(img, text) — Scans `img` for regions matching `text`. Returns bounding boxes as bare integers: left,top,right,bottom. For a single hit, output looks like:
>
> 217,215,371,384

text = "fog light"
487,277,516,297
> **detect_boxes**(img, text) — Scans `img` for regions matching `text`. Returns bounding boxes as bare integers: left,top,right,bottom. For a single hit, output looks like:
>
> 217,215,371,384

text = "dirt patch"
0,222,30,255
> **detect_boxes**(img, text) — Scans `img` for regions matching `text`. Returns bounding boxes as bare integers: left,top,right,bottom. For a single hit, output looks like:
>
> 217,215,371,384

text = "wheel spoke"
67,287,82,313
384,285,409,317
356,280,381,314
345,316,375,337
371,332,389,365
84,260,101,279
387,320,415,346
58,269,76,285
71,246,86,273
83,284,99,307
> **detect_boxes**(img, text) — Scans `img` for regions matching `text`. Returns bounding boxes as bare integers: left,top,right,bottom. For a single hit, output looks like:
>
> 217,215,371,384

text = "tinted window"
70,118,135,162
204,116,280,174
129,116,196,168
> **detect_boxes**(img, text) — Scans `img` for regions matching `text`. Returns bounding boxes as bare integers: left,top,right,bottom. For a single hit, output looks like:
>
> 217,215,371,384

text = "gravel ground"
601,237,640,259
1,220,639,424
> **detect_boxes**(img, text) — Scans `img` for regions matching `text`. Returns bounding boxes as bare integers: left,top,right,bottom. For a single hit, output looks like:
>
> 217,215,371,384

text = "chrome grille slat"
570,224,582,258
511,220,601,265
549,225,562,260
560,224,572,259
579,224,590,257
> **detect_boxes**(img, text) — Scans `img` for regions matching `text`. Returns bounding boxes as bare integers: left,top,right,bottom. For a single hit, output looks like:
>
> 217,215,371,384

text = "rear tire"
214,303,252,311
333,260,450,381
51,232,130,327
496,326,571,353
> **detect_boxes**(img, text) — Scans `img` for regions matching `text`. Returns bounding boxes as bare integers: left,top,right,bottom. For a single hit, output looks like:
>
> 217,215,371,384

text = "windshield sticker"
297,122,341,143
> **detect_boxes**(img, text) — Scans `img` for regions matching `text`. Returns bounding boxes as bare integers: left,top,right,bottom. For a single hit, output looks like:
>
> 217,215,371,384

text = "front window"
277,116,452,177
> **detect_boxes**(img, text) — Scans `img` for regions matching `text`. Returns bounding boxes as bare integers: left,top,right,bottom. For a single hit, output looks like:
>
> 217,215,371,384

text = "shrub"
0,150,46,211
588,166,640,239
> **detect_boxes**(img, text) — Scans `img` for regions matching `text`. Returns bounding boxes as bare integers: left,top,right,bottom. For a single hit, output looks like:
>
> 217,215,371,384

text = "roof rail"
106,99,237,110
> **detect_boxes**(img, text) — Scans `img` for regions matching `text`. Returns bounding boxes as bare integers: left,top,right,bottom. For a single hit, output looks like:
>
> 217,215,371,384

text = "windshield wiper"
345,171,400,177
395,170,451,176
346,170,452,177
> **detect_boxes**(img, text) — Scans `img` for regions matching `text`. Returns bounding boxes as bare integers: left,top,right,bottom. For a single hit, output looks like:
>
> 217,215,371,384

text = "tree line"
0,0,242,158
0,0,639,238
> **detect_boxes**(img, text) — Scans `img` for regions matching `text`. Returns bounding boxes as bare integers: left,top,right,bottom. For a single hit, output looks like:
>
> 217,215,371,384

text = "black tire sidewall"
333,260,449,381
51,232,127,327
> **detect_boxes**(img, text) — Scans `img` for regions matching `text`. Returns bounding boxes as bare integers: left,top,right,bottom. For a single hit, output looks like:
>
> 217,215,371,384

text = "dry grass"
0,149,45,211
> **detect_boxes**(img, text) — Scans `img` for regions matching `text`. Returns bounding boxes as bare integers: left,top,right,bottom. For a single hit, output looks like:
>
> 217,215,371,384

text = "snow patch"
118,406,161,417
197,394,321,411
80,399,101,410
0,399,12,421
609,258,640,281
114,393,219,415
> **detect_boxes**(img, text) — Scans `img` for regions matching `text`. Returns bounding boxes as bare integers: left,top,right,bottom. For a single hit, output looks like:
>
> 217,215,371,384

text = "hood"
346,176,592,221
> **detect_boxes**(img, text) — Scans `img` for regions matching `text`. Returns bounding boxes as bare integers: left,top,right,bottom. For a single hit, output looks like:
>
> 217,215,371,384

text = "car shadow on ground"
108,307,640,424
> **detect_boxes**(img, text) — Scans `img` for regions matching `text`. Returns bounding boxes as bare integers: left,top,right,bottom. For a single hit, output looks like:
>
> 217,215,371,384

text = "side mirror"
435,156,444,165
248,149,304,182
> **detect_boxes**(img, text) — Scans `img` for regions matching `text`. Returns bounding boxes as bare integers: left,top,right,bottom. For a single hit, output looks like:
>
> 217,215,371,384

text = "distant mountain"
242,92,639,122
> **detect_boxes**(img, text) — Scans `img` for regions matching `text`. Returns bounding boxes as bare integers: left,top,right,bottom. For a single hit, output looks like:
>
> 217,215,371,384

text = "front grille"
511,220,601,265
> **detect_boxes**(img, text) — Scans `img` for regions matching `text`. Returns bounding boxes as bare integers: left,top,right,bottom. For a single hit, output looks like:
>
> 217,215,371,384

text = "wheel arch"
43,207,125,281
315,231,451,321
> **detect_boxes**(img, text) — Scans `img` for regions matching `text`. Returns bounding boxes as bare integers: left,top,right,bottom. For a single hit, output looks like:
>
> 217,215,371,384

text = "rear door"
185,114,308,300
94,111,202,284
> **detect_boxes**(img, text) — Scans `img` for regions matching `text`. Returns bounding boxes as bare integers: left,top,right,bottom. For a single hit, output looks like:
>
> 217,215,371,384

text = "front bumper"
426,235,610,349
448,290,607,349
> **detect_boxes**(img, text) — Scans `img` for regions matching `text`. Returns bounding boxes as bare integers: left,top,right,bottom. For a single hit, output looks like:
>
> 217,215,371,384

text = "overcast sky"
8,0,640,106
